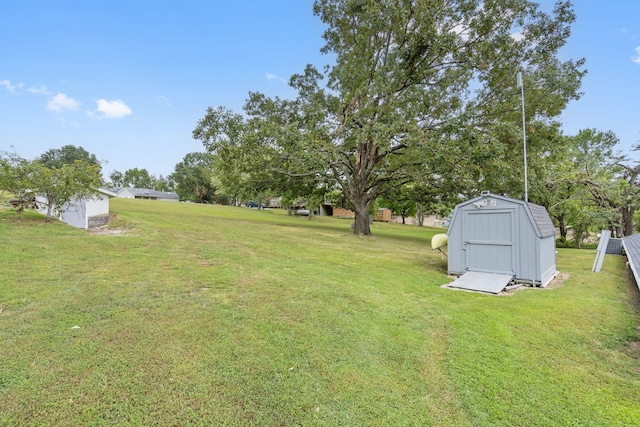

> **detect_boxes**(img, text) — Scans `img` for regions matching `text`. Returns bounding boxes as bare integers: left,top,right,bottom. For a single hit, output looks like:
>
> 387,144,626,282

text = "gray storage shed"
447,192,557,287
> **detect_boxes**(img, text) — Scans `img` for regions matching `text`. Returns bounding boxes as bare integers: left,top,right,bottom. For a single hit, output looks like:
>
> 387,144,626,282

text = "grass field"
1,198,639,426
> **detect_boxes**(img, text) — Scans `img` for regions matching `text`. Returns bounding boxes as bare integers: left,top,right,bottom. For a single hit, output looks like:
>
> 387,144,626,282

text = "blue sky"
1,1,639,180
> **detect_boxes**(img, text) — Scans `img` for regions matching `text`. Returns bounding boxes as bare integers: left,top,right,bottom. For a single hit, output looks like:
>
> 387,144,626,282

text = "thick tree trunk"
352,200,371,236
621,206,635,237
557,216,567,241
344,141,378,236
353,214,370,235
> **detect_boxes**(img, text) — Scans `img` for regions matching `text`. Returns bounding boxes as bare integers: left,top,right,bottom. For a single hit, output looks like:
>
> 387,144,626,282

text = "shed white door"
463,209,516,275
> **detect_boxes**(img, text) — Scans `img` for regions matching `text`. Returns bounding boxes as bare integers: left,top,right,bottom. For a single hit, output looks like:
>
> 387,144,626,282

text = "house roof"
129,188,179,199
97,187,118,197
108,187,179,199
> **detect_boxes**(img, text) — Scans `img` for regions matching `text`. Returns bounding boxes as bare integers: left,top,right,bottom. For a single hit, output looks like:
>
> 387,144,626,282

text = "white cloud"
95,99,132,119
621,27,637,40
28,85,52,95
155,95,172,107
47,93,80,112
632,47,640,64
1,80,18,92
266,73,286,83
451,23,470,41
511,31,525,42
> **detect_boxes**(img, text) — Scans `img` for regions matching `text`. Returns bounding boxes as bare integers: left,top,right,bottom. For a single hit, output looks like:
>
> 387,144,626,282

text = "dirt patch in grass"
87,227,128,235
87,213,135,235
544,272,569,289
628,340,640,361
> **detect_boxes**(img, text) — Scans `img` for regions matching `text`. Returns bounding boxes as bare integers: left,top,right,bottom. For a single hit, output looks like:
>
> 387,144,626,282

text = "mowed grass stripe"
0,198,638,426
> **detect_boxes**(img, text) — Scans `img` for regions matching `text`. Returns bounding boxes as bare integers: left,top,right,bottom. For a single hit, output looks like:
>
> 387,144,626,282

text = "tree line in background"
2,1,640,246
1,125,639,247
108,168,174,193
179,123,640,247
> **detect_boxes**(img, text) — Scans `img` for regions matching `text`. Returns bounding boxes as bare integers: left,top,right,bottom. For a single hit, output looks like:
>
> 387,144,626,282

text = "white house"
109,187,179,202
113,187,136,199
36,188,116,229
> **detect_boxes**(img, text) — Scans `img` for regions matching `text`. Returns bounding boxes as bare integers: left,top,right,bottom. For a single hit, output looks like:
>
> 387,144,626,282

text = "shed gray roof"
527,202,556,238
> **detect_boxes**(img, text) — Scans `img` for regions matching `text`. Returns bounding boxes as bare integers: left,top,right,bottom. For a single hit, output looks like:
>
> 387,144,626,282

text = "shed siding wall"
447,207,465,274
333,207,355,218
539,237,557,285
86,194,110,217
117,188,136,198
515,206,537,281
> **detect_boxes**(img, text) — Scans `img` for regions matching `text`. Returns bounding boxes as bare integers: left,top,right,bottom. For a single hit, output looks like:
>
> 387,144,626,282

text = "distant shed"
447,192,557,286
373,208,392,222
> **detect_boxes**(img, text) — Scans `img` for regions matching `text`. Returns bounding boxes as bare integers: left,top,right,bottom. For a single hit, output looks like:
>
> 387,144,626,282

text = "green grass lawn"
1,198,639,426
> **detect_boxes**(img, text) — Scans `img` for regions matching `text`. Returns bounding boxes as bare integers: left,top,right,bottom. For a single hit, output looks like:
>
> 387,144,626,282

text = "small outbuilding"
446,191,557,291
36,187,116,229
373,208,392,222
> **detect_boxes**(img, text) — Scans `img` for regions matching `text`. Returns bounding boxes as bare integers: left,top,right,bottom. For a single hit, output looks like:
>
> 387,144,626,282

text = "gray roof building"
108,187,179,202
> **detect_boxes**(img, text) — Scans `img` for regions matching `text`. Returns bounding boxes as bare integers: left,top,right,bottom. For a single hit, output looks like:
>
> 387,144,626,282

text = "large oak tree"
195,0,585,235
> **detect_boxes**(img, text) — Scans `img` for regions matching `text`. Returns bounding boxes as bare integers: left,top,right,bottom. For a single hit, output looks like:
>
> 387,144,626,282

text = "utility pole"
517,71,528,202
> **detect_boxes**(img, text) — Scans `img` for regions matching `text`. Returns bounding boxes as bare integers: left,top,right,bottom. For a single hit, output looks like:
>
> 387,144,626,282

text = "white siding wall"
60,199,87,228
86,193,110,217
117,188,136,198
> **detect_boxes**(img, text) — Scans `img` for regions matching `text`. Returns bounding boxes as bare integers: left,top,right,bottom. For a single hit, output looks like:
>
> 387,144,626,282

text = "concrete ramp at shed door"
449,271,514,294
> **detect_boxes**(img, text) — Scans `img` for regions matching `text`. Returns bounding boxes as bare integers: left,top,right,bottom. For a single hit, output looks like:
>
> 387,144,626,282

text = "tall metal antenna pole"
517,71,528,202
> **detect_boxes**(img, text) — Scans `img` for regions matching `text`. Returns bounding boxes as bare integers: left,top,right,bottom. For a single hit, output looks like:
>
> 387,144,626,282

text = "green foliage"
109,168,175,192
0,151,39,212
0,151,103,221
33,161,103,222
524,124,640,244
123,167,154,188
152,174,175,192
37,145,101,172
378,185,417,223
109,170,124,187
195,0,584,236
171,152,218,203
